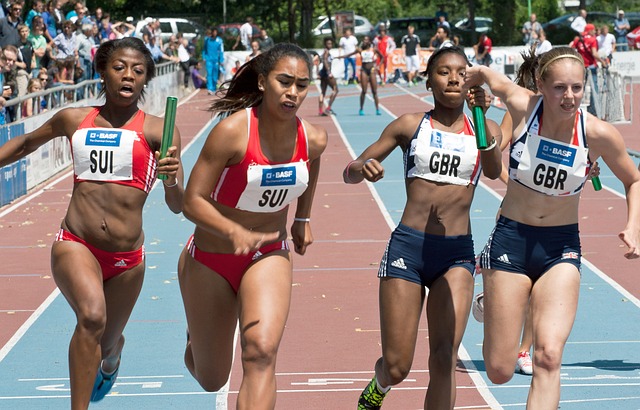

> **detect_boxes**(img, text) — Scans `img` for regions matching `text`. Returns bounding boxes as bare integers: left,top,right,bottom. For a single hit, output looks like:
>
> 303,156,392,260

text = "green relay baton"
591,176,602,191
472,105,488,150
159,96,178,181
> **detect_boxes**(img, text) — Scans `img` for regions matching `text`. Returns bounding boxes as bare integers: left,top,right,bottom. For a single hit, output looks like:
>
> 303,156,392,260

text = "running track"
0,83,639,409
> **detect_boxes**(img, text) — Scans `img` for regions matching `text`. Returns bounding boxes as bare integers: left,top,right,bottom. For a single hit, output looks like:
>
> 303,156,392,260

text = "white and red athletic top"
71,107,157,193
212,107,310,213
405,110,482,186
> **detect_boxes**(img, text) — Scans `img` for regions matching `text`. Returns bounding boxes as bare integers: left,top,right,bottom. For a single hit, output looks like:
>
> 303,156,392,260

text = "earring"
258,85,264,91
100,78,104,83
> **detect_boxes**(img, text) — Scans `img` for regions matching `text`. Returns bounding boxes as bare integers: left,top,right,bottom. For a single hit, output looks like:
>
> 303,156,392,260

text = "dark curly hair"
93,37,156,100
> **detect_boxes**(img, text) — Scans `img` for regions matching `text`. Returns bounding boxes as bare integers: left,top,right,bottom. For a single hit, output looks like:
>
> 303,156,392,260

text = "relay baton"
472,105,488,150
591,176,602,191
159,96,178,180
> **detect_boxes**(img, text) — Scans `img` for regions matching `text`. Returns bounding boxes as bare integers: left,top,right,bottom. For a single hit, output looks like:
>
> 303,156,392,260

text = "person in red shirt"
373,26,395,84
570,23,605,94
474,33,493,66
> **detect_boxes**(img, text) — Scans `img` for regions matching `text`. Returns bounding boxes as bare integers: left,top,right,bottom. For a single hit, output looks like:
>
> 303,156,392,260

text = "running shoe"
90,359,120,402
472,292,484,323
515,351,533,375
376,109,381,116
359,109,364,116
358,377,388,409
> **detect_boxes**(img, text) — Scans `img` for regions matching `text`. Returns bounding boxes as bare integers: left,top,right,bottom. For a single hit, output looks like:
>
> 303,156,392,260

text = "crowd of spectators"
0,0,204,126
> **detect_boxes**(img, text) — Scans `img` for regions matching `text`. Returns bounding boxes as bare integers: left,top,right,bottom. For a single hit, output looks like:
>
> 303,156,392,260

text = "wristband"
344,160,357,183
294,217,311,222
163,179,178,188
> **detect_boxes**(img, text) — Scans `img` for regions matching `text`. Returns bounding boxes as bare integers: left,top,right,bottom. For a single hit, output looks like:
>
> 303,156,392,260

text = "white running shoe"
472,292,484,323
515,351,533,375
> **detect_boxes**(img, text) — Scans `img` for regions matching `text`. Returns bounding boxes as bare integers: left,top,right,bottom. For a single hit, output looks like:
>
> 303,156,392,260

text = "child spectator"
190,60,206,89
21,77,43,117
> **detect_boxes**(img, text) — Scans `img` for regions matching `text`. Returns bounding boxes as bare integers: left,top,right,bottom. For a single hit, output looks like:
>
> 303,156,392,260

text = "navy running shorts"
479,216,581,281
378,223,475,288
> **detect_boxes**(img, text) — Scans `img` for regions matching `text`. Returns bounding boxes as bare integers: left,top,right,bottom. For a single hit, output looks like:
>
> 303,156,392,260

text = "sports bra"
211,107,310,212
509,97,591,196
405,110,482,186
71,107,157,193
361,49,375,64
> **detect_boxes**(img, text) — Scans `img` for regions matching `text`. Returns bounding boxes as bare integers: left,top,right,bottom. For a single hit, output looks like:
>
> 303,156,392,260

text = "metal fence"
589,67,639,124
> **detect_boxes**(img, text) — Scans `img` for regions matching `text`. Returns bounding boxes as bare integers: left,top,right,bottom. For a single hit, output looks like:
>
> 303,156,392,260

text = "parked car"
134,17,204,43
451,16,493,45
312,14,374,38
541,11,614,45
217,22,262,50
374,17,438,47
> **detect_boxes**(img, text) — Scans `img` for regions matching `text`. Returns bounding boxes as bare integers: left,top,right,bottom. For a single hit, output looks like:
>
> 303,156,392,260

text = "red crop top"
211,107,310,212
71,107,158,193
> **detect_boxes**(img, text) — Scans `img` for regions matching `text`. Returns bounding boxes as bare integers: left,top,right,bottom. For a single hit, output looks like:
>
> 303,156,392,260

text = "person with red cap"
570,23,605,96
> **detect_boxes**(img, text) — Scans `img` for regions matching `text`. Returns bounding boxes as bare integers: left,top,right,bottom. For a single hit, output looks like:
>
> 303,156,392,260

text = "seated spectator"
98,12,114,42
190,60,206,89
258,29,274,51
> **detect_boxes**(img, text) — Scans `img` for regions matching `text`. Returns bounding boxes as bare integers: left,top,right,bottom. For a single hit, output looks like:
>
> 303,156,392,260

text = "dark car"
217,22,261,50
542,12,615,45
451,16,493,45
375,17,438,47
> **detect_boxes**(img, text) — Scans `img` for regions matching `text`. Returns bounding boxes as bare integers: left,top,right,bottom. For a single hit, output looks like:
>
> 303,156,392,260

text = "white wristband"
163,179,178,187
294,217,311,222
480,137,497,152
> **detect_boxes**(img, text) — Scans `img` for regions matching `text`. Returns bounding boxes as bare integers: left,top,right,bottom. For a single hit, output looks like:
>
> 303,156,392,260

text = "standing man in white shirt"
597,24,616,65
233,16,253,50
339,27,358,84
570,9,587,35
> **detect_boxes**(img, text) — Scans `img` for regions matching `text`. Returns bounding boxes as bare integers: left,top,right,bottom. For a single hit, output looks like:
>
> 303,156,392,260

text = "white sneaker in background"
472,292,484,323
515,351,533,375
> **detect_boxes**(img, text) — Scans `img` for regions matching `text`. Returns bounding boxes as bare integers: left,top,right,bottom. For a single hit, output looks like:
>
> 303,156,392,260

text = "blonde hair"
537,46,584,80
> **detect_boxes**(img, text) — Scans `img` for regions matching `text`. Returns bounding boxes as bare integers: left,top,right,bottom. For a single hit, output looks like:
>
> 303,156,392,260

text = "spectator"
429,25,453,50
437,15,450,29
373,26,395,84
178,36,196,87
233,16,253,50
21,77,42,117
76,23,93,82
245,39,261,62
98,13,114,42
339,27,358,84
145,33,178,64
28,15,48,69
52,19,77,60
400,25,421,86
202,26,223,93
41,0,62,43
0,2,24,47
140,17,155,44
190,60,206,89
15,23,32,94
571,9,587,34
534,29,552,55
68,1,89,25
522,13,542,46
474,32,493,66
91,6,103,25
25,0,43,29
111,20,135,39
570,23,604,104
435,5,448,21
614,10,630,52
258,28,273,51
597,24,615,64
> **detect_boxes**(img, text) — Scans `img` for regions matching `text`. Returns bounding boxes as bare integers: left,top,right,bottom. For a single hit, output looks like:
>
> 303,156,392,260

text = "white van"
312,14,373,37
134,17,204,43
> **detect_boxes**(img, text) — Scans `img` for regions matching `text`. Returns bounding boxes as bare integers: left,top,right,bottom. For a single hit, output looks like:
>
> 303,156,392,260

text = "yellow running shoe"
357,377,388,409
